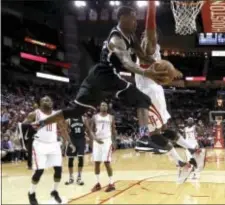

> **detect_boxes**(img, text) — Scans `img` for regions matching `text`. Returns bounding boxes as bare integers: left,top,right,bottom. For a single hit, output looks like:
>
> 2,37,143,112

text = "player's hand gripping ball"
147,60,177,85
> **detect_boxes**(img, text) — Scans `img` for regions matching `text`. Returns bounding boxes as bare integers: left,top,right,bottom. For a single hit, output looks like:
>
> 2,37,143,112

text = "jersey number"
46,124,52,131
75,127,81,133
149,116,157,127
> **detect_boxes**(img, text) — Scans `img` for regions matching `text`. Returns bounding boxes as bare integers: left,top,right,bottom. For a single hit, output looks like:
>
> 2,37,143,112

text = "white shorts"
32,140,62,170
93,138,113,162
186,139,199,149
135,75,171,132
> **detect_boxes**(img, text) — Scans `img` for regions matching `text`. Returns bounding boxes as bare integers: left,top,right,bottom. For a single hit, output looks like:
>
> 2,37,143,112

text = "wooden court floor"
1,148,225,204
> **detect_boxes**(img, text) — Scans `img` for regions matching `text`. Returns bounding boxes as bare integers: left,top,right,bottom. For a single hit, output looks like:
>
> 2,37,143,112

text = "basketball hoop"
171,0,204,35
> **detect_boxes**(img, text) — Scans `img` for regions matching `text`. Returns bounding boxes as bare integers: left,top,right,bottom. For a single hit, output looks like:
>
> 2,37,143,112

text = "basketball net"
171,0,204,35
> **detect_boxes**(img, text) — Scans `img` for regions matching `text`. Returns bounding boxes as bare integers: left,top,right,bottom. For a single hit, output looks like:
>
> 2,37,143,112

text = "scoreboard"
198,33,225,46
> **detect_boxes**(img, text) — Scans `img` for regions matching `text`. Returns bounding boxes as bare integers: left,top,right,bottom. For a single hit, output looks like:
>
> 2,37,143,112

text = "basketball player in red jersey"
135,1,206,182
22,96,74,205
91,102,117,192
31,6,173,152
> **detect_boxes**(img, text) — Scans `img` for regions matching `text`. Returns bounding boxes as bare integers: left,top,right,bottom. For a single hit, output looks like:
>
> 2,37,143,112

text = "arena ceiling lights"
74,1,87,8
136,1,160,8
36,72,70,83
109,1,121,6
73,1,160,8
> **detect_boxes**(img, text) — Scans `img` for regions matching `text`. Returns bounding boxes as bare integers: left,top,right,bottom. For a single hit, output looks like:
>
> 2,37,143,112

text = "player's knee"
163,129,179,142
151,134,173,151
53,166,62,181
78,156,84,167
68,158,74,168
62,104,86,120
32,169,44,183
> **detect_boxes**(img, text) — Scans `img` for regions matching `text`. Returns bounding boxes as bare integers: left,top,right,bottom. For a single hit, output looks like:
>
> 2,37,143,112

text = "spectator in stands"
1,134,14,162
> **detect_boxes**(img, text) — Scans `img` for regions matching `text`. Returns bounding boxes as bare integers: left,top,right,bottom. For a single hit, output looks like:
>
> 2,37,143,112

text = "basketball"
152,59,177,85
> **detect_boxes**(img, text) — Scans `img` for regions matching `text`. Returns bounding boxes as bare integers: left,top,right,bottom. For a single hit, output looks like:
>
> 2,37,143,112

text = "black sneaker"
189,158,197,168
28,192,38,205
65,178,74,185
135,136,152,152
50,190,62,204
77,178,84,186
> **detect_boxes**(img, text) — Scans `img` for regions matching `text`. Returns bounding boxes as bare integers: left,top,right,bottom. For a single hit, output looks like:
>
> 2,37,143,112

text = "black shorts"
66,137,86,157
75,63,151,109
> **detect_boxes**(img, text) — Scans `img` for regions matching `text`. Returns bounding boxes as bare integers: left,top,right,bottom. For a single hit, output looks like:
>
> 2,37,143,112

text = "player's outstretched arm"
108,35,167,80
132,34,156,64
108,35,146,75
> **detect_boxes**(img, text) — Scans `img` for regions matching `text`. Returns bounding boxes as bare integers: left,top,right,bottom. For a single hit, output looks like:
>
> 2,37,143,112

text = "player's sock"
96,174,100,183
167,148,185,166
29,184,37,194
109,176,113,185
176,134,196,150
70,173,74,180
53,182,60,191
139,126,149,137
77,172,81,179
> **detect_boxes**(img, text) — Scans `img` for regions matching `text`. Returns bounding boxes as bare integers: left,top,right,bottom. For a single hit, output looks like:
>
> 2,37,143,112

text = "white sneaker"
177,163,193,184
193,148,206,171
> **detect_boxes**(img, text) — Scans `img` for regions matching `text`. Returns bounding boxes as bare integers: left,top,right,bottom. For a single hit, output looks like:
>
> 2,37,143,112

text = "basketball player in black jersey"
65,116,87,186
32,6,169,147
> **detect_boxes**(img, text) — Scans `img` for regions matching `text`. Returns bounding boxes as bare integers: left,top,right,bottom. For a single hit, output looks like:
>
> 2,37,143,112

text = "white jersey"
135,44,171,132
184,125,197,141
94,113,112,140
135,44,161,89
35,109,58,143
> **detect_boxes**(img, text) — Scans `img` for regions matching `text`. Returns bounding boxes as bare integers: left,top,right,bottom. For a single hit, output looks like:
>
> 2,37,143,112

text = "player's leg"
65,142,76,185
65,157,75,184
103,139,114,192
163,129,205,170
28,141,45,205
51,166,62,203
92,141,102,192
76,138,86,185
115,82,152,138
149,134,193,183
48,142,63,203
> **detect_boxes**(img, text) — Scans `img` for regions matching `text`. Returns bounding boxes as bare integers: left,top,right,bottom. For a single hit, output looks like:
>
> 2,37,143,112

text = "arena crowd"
1,80,220,163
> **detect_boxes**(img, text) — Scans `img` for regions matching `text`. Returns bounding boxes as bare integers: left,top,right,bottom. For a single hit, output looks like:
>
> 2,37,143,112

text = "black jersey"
69,117,85,140
100,26,137,73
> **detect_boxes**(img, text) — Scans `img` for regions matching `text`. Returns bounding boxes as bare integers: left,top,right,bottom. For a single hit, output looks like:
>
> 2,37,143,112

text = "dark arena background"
1,0,225,204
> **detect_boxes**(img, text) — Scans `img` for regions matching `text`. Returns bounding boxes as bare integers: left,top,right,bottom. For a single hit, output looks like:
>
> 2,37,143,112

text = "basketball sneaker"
65,178,74,185
50,190,62,204
135,136,169,153
193,148,206,171
177,162,193,184
77,178,84,186
28,192,38,205
105,184,115,192
135,136,153,152
91,183,101,192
